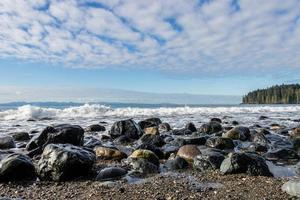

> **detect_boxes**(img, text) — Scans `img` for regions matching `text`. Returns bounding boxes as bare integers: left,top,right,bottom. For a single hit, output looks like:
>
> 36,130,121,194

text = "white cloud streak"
0,0,300,75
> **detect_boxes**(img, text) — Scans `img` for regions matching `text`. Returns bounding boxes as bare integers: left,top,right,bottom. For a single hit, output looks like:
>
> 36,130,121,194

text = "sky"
0,0,300,103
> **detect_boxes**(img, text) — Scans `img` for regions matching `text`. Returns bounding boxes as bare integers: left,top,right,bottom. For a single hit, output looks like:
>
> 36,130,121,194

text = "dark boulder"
0,136,16,149
138,134,165,147
220,152,273,176
0,153,36,181
264,148,299,161
136,143,164,159
130,158,159,175
26,124,84,152
251,132,270,146
138,118,162,130
210,118,222,123
223,126,250,141
172,129,193,135
185,122,197,132
206,137,234,150
10,132,30,141
165,156,189,170
159,123,171,132
37,144,95,181
83,136,102,148
85,124,106,132
175,136,207,146
96,167,127,181
193,151,225,171
110,119,143,140
200,121,222,134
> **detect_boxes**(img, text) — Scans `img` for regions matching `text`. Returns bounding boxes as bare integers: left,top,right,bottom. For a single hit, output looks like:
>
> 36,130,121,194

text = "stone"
291,128,300,139
130,158,159,175
37,144,95,181
94,146,127,161
259,116,269,120
0,153,36,181
9,132,30,141
159,123,171,132
282,179,300,197
264,148,300,161
200,121,222,134
26,124,84,151
110,119,143,140
251,132,269,146
185,122,197,132
96,167,127,181
165,156,189,170
193,151,225,171
135,143,164,159
139,134,165,147
206,137,234,150
172,129,193,135
232,121,239,125
210,118,222,123
130,149,159,166
85,124,106,132
0,136,16,149
177,145,201,162
138,118,162,130
175,136,207,146
223,126,250,141
220,152,272,176
143,127,159,135
83,136,102,148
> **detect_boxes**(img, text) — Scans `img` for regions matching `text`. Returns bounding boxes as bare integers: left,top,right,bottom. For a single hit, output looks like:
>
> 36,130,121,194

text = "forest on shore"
243,84,300,104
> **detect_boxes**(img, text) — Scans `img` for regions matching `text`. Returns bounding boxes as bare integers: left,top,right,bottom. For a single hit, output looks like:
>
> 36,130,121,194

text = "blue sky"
0,0,300,103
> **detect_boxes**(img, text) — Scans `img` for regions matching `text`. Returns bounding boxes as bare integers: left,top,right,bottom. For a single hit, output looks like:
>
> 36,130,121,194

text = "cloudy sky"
0,0,300,103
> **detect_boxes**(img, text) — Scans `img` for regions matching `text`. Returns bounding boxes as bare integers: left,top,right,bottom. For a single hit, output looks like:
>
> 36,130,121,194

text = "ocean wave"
1,104,300,121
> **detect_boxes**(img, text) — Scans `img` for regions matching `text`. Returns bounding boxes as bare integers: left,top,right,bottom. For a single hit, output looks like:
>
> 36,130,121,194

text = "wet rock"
282,179,300,197
206,137,234,150
185,122,197,132
0,153,36,181
292,138,300,150
85,124,106,132
26,124,84,151
96,167,127,181
138,118,162,129
232,121,239,126
94,146,127,161
9,132,30,141
114,135,132,145
161,145,179,159
159,123,171,132
136,143,164,159
130,149,159,166
37,144,95,181
177,145,201,162
172,129,193,135
110,119,143,140
264,148,299,161
220,152,273,176
0,136,16,149
290,128,300,139
258,129,271,135
165,156,189,170
83,136,102,148
259,116,269,120
139,134,165,147
130,158,159,175
252,132,270,146
193,151,225,171
210,118,222,123
223,126,250,141
248,143,268,153
175,136,207,146
143,127,159,135
200,121,222,134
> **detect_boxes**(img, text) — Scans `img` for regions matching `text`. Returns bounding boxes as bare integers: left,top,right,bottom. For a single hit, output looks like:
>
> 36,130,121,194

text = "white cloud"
0,0,300,75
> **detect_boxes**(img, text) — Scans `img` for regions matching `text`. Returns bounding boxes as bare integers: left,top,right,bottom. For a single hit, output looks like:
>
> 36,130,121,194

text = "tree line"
243,84,300,104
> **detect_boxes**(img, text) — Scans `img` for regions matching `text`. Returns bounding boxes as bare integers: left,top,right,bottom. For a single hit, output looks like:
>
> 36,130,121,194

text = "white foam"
1,104,300,121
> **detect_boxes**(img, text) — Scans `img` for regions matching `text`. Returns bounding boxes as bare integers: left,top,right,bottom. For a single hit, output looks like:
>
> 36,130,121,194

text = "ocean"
1,102,300,136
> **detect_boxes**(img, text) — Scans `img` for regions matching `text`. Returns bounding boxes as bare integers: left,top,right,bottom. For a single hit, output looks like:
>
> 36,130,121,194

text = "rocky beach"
0,104,300,199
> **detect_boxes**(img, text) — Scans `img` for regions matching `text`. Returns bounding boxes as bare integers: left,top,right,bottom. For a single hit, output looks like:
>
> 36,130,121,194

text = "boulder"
130,149,159,166
193,151,225,171
200,121,222,134
96,167,127,181
26,124,84,152
159,123,171,132
139,134,165,147
83,136,102,148
0,153,36,181
85,124,106,132
0,136,16,149
206,137,234,150
251,132,270,146
264,148,299,161
136,143,164,159
223,126,250,141
37,144,95,181
130,158,159,175
175,136,207,146
9,132,30,141
110,119,143,140
165,156,189,170
210,118,222,123
94,146,127,161
220,152,273,176
291,128,300,139
282,179,300,197
172,129,193,135
177,145,201,162
185,122,197,132
138,118,162,129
